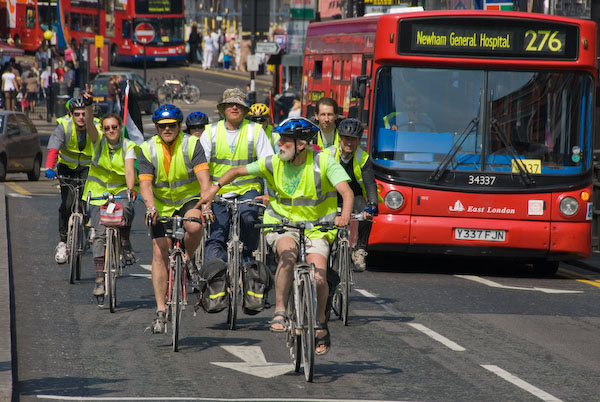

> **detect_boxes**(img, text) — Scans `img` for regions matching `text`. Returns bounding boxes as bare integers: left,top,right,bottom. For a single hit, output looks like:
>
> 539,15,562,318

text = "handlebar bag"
100,202,125,227
198,258,229,313
242,260,273,315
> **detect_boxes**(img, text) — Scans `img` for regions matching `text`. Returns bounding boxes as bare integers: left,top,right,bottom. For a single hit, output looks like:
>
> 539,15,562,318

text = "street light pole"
43,30,53,122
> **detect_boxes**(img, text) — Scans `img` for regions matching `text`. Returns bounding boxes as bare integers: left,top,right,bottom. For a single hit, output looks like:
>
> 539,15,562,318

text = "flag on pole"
122,81,145,145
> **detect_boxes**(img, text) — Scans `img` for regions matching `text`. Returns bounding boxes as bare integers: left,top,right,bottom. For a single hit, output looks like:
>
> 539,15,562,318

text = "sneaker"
150,310,167,334
93,279,105,296
121,240,136,265
352,249,368,272
55,241,68,264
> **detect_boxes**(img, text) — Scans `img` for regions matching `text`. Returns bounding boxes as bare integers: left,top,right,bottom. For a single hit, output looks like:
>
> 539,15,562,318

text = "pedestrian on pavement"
188,23,201,64
25,68,39,115
64,62,76,97
1,67,19,111
202,30,213,70
106,76,118,114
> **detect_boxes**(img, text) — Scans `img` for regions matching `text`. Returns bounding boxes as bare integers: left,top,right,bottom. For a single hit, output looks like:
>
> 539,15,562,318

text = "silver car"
0,111,42,181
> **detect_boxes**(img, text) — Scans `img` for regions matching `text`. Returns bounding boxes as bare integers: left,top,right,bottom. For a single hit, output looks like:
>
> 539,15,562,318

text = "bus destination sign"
399,18,578,59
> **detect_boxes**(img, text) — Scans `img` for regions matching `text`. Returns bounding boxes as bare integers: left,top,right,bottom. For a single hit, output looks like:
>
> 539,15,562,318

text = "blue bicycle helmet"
274,117,319,142
152,104,183,124
185,111,209,128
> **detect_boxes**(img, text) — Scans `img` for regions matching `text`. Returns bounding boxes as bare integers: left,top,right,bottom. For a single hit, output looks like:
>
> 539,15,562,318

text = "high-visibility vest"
316,129,339,149
208,119,262,196
327,145,369,200
140,132,201,216
83,136,138,206
258,149,338,243
265,125,279,150
57,119,98,169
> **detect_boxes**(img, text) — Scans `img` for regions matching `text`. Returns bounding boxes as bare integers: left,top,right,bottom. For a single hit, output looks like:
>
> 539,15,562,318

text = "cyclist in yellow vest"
327,118,379,272
313,97,340,150
45,96,98,264
247,103,279,152
81,89,138,296
199,88,274,263
139,104,212,334
200,117,354,356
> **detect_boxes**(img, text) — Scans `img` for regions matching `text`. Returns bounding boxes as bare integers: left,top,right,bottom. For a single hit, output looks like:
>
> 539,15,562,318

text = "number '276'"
524,30,562,52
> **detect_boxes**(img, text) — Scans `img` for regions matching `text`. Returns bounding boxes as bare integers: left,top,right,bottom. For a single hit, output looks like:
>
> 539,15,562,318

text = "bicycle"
57,175,88,284
328,212,372,326
156,75,201,105
256,219,319,382
87,191,135,312
150,214,204,352
212,195,266,330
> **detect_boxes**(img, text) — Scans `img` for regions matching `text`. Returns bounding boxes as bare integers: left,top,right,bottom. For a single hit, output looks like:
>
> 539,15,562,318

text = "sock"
94,257,104,282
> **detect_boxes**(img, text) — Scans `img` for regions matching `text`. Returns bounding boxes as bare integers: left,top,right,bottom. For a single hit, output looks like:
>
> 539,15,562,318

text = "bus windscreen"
372,66,593,180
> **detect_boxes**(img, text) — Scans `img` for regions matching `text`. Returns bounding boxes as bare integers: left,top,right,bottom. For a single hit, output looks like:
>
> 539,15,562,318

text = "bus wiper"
490,119,534,186
428,117,479,183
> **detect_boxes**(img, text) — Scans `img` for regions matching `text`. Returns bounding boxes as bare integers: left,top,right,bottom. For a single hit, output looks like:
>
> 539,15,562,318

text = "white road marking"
481,364,564,402
7,193,32,198
407,323,466,352
355,288,465,351
455,275,583,294
125,273,152,279
38,397,413,401
140,264,152,272
211,345,294,378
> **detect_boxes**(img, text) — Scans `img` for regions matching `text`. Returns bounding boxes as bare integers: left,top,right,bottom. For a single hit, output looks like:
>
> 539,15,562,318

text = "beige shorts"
265,230,330,260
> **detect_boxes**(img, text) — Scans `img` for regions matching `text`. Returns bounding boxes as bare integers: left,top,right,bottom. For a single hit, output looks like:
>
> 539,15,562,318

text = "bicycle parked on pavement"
150,214,204,352
156,75,201,105
57,175,88,284
87,191,136,312
256,219,319,382
213,195,266,330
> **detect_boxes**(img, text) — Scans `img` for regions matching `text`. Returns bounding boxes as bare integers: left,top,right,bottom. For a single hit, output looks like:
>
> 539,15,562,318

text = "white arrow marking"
211,345,294,378
455,275,582,294
140,264,152,272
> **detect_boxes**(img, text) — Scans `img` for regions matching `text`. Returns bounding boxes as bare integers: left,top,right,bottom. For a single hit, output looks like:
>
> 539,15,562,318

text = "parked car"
92,71,159,115
0,111,42,181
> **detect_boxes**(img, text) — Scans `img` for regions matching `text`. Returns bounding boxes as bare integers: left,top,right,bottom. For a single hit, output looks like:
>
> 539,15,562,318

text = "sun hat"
217,88,248,115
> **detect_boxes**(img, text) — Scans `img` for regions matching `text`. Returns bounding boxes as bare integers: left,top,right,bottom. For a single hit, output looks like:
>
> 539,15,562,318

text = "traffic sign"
134,23,155,44
255,42,281,55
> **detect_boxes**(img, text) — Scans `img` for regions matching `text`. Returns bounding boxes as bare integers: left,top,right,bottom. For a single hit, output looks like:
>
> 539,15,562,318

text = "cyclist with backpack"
200,117,354,356
139,104,212,333
327,118,378,271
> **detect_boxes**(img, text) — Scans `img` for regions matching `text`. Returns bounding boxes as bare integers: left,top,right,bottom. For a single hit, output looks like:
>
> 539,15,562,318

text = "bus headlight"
384,190,404,210
559,196,578,216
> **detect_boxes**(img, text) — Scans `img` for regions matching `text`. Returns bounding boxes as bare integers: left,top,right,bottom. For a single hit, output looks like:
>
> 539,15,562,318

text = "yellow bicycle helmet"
248,103,270,118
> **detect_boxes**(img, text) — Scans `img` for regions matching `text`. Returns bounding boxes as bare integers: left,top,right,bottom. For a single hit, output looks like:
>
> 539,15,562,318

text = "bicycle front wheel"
157,85,172,104
182,85,201,104
299,269,315,382
68,214,81,284
227,242,240,330
171,254,183,352
286,295,301,373
106,229,120,313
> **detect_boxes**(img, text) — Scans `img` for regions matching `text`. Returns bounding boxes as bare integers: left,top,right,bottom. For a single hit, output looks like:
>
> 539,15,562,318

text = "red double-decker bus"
0,0,185,64
302,11,597,274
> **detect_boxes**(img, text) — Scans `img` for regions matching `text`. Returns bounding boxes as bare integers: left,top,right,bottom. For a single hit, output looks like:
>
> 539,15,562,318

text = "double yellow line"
558,267,600,288
5,182,31,196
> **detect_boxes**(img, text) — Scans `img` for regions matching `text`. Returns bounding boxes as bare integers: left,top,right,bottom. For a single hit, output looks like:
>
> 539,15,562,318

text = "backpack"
241,260,273,315
197,259,229,313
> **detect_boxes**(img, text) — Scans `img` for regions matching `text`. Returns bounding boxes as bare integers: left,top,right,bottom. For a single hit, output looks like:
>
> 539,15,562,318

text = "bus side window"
122,20,131,39
314,60,322,81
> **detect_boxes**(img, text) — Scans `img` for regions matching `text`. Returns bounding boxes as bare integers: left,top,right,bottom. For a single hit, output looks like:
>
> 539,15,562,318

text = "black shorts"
150,199,200,239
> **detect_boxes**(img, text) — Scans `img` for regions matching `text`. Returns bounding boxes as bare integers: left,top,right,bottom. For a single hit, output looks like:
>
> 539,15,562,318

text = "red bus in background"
0,0,56,51
0,0,185,65
302,11,597,275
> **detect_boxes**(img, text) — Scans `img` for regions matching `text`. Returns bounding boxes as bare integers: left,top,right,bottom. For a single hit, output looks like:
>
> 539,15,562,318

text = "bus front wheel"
532,261,559,277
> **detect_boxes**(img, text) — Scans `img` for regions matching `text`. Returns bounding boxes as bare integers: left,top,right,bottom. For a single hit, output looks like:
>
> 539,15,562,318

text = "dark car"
0,111,43,181
92,72,158,115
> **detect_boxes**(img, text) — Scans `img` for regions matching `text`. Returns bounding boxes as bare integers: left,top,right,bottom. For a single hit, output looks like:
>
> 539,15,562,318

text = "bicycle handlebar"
213,195,267,209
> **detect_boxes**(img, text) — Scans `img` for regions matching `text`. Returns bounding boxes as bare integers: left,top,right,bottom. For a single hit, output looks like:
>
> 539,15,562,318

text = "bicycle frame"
58,175,88,284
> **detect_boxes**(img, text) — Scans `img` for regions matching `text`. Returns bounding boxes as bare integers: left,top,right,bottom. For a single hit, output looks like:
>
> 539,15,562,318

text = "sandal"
315,321,331,355
269,311,287,332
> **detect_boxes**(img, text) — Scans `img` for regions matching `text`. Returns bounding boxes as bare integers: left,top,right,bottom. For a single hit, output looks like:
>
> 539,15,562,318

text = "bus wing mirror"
352,75,369,99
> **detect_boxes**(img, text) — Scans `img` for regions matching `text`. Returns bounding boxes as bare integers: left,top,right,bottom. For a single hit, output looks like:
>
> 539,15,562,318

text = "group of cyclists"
45,86,378,357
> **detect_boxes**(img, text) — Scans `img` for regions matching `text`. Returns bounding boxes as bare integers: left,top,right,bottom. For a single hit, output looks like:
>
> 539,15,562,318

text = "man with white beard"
200,117,353,356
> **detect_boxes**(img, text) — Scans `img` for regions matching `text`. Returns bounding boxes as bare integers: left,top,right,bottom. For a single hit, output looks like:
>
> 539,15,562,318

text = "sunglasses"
103,125,120,131
72,112,85,117
188,125,205,131
251,117,267,123
157,123,178,129
224,103,241,109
